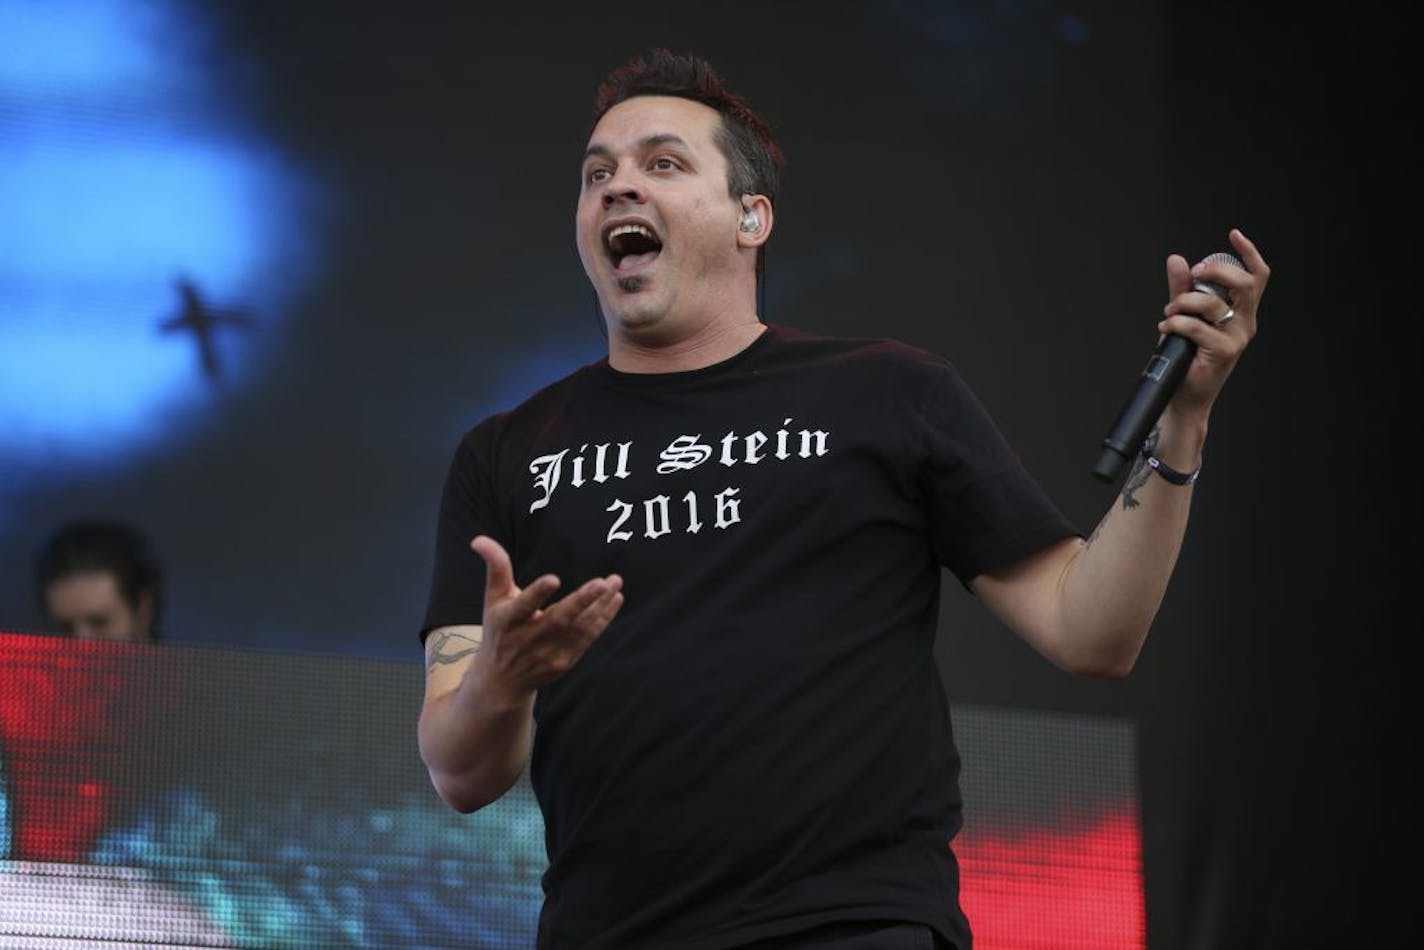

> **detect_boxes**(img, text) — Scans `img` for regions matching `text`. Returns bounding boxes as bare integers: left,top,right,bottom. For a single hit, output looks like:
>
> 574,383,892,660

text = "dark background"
0,2,1409,946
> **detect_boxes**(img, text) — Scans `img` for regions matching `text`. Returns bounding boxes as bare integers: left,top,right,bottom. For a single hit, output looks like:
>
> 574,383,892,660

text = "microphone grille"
1193,251,1245,299
1200,251,1244,269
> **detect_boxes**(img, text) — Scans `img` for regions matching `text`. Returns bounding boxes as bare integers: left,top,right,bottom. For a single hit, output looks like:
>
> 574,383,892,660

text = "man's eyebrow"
640,133,691,151
582,133,693,164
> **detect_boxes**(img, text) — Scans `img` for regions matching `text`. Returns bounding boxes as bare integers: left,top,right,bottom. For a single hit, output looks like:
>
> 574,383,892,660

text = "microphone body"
1091,252,1243,483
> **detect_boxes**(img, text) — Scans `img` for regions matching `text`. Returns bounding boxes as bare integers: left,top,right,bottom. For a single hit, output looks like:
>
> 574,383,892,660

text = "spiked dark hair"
591,49,785,207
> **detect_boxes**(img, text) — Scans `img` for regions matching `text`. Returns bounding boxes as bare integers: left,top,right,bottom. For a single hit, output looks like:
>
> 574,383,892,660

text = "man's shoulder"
766,324,958,378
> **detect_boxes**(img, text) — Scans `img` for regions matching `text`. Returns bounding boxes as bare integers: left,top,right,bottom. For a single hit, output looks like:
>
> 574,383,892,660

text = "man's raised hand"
471,535,623,701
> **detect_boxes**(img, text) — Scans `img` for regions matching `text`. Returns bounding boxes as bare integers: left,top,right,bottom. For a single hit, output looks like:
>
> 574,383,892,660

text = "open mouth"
605,222,663,273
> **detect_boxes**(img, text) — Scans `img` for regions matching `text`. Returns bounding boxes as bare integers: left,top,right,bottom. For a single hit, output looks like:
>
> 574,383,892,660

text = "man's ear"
736,194,773,248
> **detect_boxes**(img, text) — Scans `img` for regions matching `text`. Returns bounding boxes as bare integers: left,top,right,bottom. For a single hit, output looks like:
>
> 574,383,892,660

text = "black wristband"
1141,444,1200,485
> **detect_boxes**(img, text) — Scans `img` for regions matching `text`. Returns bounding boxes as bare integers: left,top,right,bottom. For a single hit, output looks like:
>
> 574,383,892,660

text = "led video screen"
0,632,1140,948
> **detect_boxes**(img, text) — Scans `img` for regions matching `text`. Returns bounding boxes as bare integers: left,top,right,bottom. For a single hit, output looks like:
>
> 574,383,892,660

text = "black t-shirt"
422,325,1079,949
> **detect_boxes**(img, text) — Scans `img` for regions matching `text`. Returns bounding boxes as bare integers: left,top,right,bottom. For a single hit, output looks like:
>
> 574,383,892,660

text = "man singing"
417,50,1268,949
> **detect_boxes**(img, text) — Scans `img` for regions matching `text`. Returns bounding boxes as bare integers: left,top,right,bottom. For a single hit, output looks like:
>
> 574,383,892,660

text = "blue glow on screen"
491,332,607,415
0,0,318,464
0,0,204,92
0,763,9,859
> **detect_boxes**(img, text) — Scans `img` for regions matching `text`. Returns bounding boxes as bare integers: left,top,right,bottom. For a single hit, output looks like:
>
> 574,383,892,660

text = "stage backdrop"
0,1,1163,663
3,2,1407,947
0,632,1142,949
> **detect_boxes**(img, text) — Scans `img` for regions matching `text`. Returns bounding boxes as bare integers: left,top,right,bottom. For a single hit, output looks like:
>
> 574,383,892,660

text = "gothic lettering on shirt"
531,418,829,544
529,441,634,513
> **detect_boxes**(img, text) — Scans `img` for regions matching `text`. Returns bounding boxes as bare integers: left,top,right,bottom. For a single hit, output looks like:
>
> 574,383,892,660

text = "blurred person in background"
34,518,163,641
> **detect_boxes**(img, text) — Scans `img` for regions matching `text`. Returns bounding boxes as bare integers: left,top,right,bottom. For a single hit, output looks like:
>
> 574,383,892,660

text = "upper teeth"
607,224,654,247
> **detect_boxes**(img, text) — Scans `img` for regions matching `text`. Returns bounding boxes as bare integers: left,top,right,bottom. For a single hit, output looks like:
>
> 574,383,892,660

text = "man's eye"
651,157,677,171
586,168,610,183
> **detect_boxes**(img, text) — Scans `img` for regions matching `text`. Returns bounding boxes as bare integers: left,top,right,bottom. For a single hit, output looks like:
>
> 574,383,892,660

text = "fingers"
1229,227,1270,281
1165,253,1193,298
467,534,625,691
1156,311,1244,359
491,574,624,689
471,535,515,597
505,574,564,624
1162,230,1268,336
473,534,561,621
1189,253,1251,304
1163,289,1233,325
534,575,623,677
1179,229,1268,312
550,575,624,635
471,535,622,639
1151,230,1265,415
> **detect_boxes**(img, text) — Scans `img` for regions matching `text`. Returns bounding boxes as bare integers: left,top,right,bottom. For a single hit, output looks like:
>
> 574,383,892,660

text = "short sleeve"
914,361,1080,584
420,426,503,643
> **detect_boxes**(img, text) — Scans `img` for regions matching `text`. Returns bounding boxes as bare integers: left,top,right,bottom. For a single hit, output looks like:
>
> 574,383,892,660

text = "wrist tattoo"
1120,423,1160,510
426,630,481,672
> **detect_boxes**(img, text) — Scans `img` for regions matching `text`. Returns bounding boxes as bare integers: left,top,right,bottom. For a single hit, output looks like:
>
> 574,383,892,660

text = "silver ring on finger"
1212,308,1235,328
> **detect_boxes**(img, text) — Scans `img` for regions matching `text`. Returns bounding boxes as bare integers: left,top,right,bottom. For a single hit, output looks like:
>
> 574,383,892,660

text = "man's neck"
608,318,766,374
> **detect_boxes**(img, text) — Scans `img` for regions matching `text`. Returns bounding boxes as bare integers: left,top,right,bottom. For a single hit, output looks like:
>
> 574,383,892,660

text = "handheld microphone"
1091,252,1244,483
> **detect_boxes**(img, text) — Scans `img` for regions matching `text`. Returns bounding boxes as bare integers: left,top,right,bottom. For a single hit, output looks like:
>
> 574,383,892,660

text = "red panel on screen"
958,809,1144,948
0,636,179,862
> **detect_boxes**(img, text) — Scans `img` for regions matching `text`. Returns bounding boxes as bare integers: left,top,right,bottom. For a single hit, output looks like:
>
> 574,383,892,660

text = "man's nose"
601,169,644,207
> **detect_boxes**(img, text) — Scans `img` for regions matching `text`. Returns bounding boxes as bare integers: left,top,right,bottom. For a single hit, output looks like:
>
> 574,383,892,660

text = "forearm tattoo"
1083,423,1162,547
426,629,481,672
1119,423,1160,511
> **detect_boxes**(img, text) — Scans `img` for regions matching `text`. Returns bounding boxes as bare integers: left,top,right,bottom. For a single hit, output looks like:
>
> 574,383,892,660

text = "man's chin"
609,301,670,337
